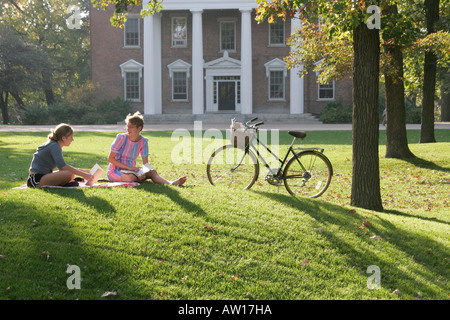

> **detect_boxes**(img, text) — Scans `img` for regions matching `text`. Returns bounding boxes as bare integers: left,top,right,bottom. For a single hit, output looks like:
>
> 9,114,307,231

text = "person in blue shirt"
27,123,94,188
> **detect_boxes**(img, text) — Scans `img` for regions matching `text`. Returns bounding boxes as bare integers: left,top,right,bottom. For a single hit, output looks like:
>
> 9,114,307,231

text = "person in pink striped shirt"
107,112,186,186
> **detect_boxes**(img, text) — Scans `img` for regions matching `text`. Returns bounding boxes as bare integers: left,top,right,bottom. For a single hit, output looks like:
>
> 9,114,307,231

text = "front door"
218,82,235,111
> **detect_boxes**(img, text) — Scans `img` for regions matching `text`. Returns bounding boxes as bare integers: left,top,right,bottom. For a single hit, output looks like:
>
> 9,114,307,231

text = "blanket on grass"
13,180,140,189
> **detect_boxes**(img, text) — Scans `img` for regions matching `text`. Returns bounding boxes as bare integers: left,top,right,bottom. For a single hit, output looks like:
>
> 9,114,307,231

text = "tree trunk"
10,91,25,110
42,71,55,105
351,22,383,211
420,0,439,143
0,91,10,125
441,84,450,121
383,16,415,158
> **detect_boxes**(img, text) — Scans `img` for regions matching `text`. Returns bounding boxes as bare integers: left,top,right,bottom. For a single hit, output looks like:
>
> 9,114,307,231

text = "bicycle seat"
288,131,307,139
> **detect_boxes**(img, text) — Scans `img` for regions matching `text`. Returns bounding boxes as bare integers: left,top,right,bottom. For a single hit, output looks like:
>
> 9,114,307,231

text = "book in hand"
121,163,153,177
86,163,104,186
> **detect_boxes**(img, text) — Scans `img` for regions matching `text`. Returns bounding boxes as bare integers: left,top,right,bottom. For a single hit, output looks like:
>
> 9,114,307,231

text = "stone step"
142,113,322,124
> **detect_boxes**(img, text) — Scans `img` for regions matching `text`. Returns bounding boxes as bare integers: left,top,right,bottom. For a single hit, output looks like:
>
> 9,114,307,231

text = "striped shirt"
107,133,149,181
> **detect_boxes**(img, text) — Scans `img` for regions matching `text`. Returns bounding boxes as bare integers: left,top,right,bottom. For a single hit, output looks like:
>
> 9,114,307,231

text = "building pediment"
167,59,192,77
264,58,287,77
119,59,144,78
205,51,241,69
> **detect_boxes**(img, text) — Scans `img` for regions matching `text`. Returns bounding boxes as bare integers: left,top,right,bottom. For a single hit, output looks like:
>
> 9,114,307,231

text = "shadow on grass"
251,189,449,298
0,200,110,299
382,208,449,226
400,156,450,174
43,188,117,215
138,182,207,217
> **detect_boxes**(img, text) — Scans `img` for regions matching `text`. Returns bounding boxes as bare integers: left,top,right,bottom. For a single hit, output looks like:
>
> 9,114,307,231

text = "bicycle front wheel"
207,144,259,190
283,151,332,198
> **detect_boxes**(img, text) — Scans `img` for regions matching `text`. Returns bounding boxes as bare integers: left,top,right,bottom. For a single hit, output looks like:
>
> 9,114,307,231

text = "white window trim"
171,16,188,48
167,59,192,102
314,60,335,100
125,72,140,101
120,59,144,101
264,58,287,101
123,15,140,48
171,72,189,101
219,19,237,52
268,20,285,47
317,81,335,101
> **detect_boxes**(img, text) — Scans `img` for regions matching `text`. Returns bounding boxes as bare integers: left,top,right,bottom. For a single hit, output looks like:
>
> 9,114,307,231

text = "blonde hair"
125,111,144,129
48,123,73,141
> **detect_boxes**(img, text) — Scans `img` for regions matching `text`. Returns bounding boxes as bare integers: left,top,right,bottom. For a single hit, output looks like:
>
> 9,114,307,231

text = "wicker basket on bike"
230,119,256,147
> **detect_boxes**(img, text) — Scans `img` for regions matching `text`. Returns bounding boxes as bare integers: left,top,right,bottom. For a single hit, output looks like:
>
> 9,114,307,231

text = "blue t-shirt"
29,140,67,174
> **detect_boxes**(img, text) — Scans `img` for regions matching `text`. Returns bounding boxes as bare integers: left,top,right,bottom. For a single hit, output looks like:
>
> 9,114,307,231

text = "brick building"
89,0,352,121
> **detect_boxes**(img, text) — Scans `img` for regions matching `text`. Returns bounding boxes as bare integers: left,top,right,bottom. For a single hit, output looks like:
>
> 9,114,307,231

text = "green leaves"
92,0,163,28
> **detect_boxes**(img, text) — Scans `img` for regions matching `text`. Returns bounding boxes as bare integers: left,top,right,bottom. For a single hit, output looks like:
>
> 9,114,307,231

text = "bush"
405,107,421,124
96,97,132,124
319,101,352,124
21,103,50,125
405,102,421,124
22,98,132,125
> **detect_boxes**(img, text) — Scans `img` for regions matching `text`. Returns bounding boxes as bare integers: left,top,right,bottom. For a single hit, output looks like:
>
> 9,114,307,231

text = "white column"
290,15,304,114
154,13,162,114
143,14,155,115
191,9,204,115
240,9,253,114
143,13,162,114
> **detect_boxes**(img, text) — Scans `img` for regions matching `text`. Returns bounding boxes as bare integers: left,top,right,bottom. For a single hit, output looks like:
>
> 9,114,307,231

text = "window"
264,58,287,101
120,59,143,101
172,72,188,100
125,72,140,100
318,82,335,100
269,71,285,100
220,21,236,51
167,59,191,101
124,17,139,47
269,21,285,45
171,17,187,47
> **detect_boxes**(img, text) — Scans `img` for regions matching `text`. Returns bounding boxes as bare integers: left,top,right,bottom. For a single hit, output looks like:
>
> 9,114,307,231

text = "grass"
0,129,449,300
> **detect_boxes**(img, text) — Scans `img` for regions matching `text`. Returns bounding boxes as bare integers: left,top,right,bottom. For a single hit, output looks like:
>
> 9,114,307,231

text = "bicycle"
206,118,333,198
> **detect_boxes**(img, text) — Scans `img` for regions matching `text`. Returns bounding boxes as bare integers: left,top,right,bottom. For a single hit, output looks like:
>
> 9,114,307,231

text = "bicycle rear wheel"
207,144,259,190
283,151,332,198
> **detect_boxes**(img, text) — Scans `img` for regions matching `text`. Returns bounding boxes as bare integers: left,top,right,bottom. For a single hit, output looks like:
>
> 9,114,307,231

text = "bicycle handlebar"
245,117,264,129
246,117,258,125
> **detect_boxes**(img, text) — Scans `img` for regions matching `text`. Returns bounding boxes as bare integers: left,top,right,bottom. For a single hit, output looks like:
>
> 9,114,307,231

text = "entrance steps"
143,113,322,124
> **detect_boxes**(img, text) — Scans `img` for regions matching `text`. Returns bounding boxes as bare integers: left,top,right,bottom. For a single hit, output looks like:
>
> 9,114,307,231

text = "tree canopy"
91,0,162,27
0,0,91,124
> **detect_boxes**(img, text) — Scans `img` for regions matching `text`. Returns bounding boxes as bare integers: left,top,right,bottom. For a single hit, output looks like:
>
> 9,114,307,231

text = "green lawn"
0,129,448,300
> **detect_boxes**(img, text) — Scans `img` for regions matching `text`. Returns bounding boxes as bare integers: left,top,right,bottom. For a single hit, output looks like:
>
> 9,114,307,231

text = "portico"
142,0,304,116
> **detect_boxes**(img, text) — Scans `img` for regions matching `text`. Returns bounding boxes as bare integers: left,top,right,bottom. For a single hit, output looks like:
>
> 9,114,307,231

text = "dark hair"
48,123,73,141
125,111,144,129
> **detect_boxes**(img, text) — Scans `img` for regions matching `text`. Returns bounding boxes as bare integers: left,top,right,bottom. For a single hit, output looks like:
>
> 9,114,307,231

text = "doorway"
218,82,236,111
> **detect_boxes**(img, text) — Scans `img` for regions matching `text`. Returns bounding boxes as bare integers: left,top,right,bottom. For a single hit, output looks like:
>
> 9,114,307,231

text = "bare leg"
146,170,186,186
120,173,139,182
38,171,74,187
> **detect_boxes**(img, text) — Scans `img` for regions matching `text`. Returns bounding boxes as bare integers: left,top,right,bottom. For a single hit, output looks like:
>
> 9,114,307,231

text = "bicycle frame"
244,132,322,178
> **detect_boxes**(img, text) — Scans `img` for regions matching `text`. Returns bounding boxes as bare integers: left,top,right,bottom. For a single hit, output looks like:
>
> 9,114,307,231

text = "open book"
86,163,104,186
121,163,153,177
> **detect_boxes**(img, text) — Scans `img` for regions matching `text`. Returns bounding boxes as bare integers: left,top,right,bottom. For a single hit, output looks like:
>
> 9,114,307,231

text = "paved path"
0,122,449,132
